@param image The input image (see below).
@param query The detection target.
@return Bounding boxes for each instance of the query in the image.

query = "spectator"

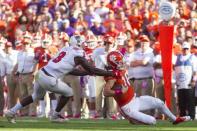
[130,35,154,97]
[123,39,135,86]
[15,15,29,38]
[174,41,197,120]
[90,17,106,36]
[105,22,118,37]
[74,13,88,35]
[85,4,101,28]
[12,32,38,117]
[61,19,75,37]
[95,1,110,21]
[4,42,19,109]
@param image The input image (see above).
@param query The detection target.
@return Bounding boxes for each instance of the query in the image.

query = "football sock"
[39,100,45,114]
[10,103,22,114]
[51,100,57,111]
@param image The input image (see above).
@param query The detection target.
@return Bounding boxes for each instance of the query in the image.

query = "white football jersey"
[44,46,85,78]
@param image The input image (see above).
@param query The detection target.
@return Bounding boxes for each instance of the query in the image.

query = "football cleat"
[5,110,16,123]
[173,116,191,125]
[37,112,46,118]
[50,113,69,123]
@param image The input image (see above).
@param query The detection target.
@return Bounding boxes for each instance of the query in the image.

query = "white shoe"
[50,113,69,123]
[5,110,16,123]
[37,112,46,118]
[37,111,46,118]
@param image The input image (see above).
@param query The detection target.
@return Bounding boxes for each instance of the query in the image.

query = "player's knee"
[149,117,156,125]
[155,98,165,108]
[68,89,74,96]
[62,89,73,97]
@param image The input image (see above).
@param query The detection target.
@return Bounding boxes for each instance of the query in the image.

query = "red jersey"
[34,47,51,69]
[105,70,134,107]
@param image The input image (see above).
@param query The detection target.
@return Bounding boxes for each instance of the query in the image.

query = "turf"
[0,117,197,131]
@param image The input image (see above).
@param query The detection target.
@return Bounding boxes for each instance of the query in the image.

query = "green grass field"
[0,117,197,131]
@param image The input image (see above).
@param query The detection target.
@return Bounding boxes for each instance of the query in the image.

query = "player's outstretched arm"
[68,69,92,76]
[74,56,114,77]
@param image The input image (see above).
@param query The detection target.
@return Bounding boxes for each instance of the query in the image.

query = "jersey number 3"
[52,51,66,63]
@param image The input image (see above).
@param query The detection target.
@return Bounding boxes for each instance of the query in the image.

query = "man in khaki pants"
[4,42,19,109]
[92,35,117,118]
[13,34,38,116]
[63,75,82,118]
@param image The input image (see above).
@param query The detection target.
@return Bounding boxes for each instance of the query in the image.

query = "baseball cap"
[182,42,190,49]
[138,35,150,42]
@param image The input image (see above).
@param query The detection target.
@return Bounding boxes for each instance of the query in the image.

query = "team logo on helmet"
[107,51,124,69]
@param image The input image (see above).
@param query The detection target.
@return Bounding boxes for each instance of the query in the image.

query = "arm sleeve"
[74,56,114,77]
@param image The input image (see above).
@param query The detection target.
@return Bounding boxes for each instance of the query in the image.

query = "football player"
[104,51,191,125]
[82,33,98,118]
[5,35,118,123]
[34,34,57,118]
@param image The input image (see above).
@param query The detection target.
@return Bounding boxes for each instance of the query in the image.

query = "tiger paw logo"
[109,54,117,63]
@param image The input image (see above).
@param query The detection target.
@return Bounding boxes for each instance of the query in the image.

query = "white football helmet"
[85,34,97,49]
[41,34,52,48]
[69,35,85,48]
[115,32,127,46]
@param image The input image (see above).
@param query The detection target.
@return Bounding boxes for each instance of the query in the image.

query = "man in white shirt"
[123,40,135,86]
[174,42,197,120]
[13,38,38,117]
[3,42,19,109]
[130,35,154,97]
[5,35,117,123]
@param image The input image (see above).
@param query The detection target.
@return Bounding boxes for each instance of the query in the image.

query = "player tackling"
[104,51,191,125]
[5,35,117,123]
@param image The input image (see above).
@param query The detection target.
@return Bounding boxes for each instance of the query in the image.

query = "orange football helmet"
[107,51,124,69]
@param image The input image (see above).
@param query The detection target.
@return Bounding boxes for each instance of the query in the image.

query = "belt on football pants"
[41,68,54,77]
[19,72,33,75]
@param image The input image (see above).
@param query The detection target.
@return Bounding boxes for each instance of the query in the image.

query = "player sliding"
[104,51,191,125]
[5,35,118,123]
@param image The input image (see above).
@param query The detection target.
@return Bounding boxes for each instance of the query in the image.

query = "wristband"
[114,89,122,95]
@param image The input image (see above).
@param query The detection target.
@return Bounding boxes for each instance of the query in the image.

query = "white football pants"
[32,70,73,100]
[120,96,176,125]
